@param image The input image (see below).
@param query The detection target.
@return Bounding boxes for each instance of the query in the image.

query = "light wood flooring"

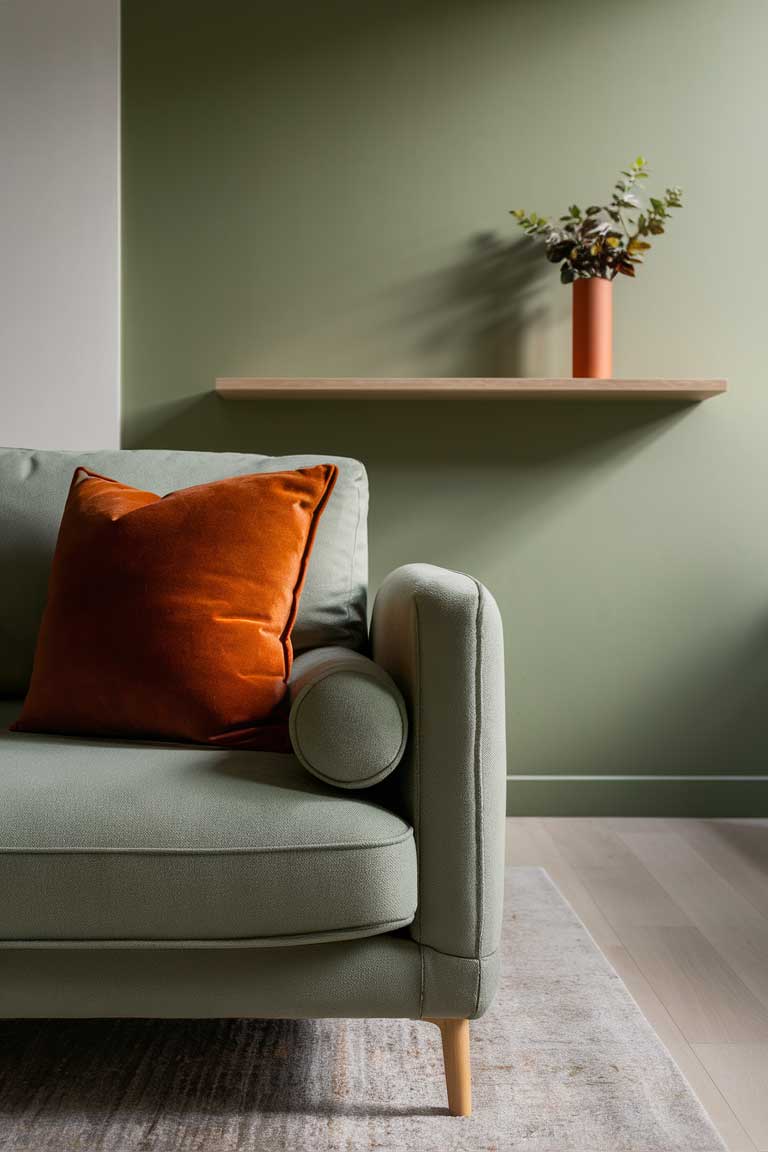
[506,818,768,1152]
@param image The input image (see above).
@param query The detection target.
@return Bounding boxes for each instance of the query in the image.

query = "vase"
[572,276,613,378]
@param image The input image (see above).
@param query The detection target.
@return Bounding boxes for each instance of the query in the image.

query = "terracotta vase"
[572,276,613,378]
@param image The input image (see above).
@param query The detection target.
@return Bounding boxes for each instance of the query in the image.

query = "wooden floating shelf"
[216,378,727,401]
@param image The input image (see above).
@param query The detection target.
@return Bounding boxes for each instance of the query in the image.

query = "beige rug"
[0,867,724,1151]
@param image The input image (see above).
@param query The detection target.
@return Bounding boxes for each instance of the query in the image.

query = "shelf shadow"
[130,390,695,470]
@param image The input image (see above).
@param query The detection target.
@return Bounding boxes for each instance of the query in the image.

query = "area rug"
[0,867,725,1152]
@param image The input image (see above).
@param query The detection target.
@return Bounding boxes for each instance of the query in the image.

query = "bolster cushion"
[288,648,408,789]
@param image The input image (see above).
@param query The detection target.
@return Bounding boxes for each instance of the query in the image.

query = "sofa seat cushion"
[0,703,416,945]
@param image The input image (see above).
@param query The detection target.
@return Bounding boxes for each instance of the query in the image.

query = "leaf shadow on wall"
[392,234,559,378]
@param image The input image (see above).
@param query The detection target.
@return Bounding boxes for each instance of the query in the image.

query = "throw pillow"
[12,464,337,748]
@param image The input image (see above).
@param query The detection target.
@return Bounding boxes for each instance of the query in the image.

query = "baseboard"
[506,775,768,817]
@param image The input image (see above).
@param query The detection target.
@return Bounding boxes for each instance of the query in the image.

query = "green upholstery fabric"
[0,439,507,1026]
[0,447,368,694]
[372,564,507,1018]
[0,937,427,1019]
[0,702,416,944]
[0,937,497,1020]
[288,648,408,789]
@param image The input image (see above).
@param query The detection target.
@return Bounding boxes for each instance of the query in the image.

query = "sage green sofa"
[0,447,506,1116]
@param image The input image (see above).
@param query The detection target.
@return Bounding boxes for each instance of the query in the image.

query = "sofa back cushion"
[0,448,368,696]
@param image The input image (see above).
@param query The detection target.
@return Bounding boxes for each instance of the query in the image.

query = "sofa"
[0,447,506,1117]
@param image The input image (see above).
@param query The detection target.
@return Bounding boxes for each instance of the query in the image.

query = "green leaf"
[508,160,679,284]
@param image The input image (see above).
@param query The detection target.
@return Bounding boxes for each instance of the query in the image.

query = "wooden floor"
[506,818,768,1152]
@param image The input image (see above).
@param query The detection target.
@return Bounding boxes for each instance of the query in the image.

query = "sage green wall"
[123,0,768,814]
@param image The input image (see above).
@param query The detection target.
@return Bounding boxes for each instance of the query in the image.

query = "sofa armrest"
[371,564,506,1015]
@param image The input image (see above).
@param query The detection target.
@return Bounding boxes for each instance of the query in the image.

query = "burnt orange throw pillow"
[13,464,338,749]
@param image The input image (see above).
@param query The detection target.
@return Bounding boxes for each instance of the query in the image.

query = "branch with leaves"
[511,158,683,284]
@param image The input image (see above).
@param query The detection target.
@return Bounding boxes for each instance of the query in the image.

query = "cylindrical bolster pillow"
[288,647,408,789]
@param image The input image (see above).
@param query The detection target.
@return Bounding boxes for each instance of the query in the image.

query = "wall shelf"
[215,378,727,401]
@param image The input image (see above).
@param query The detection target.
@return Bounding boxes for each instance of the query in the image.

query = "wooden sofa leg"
[426,1018,472,1116]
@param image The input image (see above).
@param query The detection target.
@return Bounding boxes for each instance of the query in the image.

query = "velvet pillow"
[12,464,338,749]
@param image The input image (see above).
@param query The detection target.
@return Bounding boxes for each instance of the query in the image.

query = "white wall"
[0,0,120,449]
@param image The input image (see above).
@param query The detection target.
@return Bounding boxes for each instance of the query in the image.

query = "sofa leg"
[426,1017,472,1116]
